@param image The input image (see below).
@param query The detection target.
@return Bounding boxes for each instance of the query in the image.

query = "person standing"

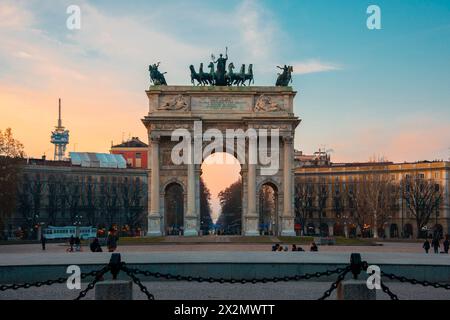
[310,242,318,252]
[106,230,118,252]
[443,236,449,254]
[41,235,46,251]
[69,235,74,252]
[74,236,81,252]
[432,238,440,254]
[423,239,431,253]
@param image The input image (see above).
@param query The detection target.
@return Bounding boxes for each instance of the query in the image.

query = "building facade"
[110,137,149,169]
[294,152,450,239]
[6,156,147,239]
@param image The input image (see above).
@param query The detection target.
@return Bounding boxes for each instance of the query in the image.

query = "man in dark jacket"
[423,239,431,253]
[432,238,440,254]
[443,236,449,254]
[41,235,46,251]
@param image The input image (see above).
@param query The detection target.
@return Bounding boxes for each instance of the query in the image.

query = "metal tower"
[50,98,69,161]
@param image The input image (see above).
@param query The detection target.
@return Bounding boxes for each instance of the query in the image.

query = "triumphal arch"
[143,58,300,236]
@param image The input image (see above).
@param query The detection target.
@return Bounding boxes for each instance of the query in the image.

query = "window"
[136,152,142,159]
[418,173,425,179]
[435,172,440,179]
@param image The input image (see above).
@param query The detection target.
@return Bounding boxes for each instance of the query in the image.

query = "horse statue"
[149,62,167,85]
[207,62,216,85]
[244,64,254,86]
[233,64,246,86]
[198,63,213,85]
[189,65,202,85]
[275,65,293,86]
[226,62,242,86]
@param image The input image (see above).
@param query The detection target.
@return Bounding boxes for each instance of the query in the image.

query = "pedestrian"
[297,246,305,252]
[431,238,440,254]
[74,236,81,252]
[69,235,74,252]
[277,245,283,252]
[443,236,449,254]
[423,239,431,253]
[292,244,297,251]
[106,230,118,252]
[41,235,46,251]
[310,242,318,252]
[90,238,103,252]
[272,243,279,251]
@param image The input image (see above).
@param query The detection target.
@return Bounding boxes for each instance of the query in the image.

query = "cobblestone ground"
[1,281,450,300]
[0,241,428,254]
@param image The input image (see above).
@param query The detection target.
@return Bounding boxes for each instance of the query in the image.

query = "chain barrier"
[381,272,450,290]
[1,252,449,300]
[74,266,111,300]
[380,281,399,300]
[318,266,352,300]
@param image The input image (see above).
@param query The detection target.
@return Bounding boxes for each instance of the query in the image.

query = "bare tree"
[352,174,399,238]
[402,175,442,238]
[316,179,329,235]
[0,128,25,238]
[295,178,315,235]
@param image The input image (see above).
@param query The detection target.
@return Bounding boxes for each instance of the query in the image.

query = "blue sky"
[1,0,450,162]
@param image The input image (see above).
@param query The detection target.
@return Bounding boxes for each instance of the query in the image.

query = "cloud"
[291,59,341,75]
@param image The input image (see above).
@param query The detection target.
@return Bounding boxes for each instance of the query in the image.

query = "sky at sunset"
[1,0,450,219]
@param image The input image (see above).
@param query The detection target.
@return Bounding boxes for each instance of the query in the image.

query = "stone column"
[281,136,296,236]
[147,135,162,236]
[184,140,198,236]
[245,135,259,236]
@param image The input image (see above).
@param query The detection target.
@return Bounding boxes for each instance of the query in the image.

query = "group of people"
[68,235,82,252]
[65,229,119,253]
[272,242,319,252]
[423,236,450,254]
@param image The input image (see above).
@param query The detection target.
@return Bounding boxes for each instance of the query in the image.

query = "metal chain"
[0,268,107,292]
[73,266,111,300]
[120,265,155,300]
[317,266,351,300]
[381,272,450,290]
[380,281,399,300]
[121,265,349,284]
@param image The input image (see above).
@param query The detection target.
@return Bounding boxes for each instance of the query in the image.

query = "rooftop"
[111,137,148,148]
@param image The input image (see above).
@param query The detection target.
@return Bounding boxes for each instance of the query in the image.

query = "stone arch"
[403,223,413,238]
[390,224,399,238]
[164,182,184,235]
[258,181,279,235]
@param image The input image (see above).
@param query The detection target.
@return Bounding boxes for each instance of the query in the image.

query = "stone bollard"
[336,280,376,300]
[95,280,133,300]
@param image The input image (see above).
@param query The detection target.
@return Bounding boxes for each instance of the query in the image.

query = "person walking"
[292,244,297,251]
[41,235,46,251]
[90,238,102,252]
[69,235,74,252]
[106,230,118,252]
[310,242,318,252]
[423,239,431,253]
[74,236,81,252]
[432,238,440,254]
[443,236,449,254]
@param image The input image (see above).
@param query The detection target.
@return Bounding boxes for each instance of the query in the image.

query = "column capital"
[283,136,294,144]
[150,133,161,144]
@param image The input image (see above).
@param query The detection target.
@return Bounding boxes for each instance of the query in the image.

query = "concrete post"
[95,280,133,300]
[337,280,376,300]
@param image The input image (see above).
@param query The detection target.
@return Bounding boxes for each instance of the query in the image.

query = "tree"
[0,128,25,238]
[217,179,242,234]
[402,175,442,238]
[316,179,329,236]
[295,178,315,235]
[200,177,213,234]
[344,174,399,238]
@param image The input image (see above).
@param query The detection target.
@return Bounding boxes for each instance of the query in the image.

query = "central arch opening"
[201,152,242,235]
[164,182,184,235]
